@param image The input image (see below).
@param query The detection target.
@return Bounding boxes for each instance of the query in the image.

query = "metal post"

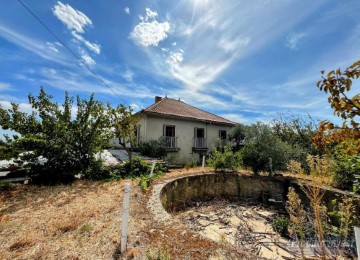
[202,155,206,171]
[121,183,131,254]
[355,226,360,257]
[149,160,156,177]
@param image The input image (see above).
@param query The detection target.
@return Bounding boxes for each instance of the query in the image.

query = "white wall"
[141,114,233,163]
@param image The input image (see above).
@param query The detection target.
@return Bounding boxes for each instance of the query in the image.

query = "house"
[134,96,236,163]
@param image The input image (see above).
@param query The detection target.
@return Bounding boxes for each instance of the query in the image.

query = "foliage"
[0,180,15,191]
[272,217,289,237]
[330,143,360,191]
[139,139,167,158]
[207,146,242,172]
[0,88,111,184]
[271,112,319,171]
[313,60,360,154]
[287,160,303,175]
[107,104,139,172]
[228,124,247,151]
[328,198,356,240]
[286,187,306,259]
[240,123,294,175]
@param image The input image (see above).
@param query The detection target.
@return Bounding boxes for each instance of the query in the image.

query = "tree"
[107,104,139,172]
[0,87,111,183]
[241,123,294,175]
[313,60,360,154]
[228,124,247,151]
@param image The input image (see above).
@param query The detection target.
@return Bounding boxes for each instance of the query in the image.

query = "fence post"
[269,158,274,177]
[355,226,360,257]
[149,160,156,177]
[202,155,206,171]
[121,183,131,254]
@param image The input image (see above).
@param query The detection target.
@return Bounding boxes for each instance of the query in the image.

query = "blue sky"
[0,0,359,128]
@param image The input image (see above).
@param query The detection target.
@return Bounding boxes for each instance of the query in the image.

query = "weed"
[146,245,171,260]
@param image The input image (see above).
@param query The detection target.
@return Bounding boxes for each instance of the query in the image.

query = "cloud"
[167,51,184,66]
[71,31,101,54]
[124,7,130,15]
[130,8,170,47]
[286,32,306,50]
[0,82,12,91]
[80,50,95,66]
[0,24,70,66]
[46,42,59,53]
[122,69,134,82]
[52,1,92,33]
[0,101,34,114]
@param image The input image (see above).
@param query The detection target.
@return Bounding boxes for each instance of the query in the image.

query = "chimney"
[155,96,162,103]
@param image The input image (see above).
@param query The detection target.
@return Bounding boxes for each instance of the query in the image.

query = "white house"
[133,96,236,163]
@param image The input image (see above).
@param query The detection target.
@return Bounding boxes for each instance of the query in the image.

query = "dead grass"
[0,169,259,260]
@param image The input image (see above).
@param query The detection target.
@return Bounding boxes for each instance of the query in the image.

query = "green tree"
[0,87,111,183]
[241,123,294,175]
[313,60,360,154]
[107,104,139,171]
[228,123,247,151]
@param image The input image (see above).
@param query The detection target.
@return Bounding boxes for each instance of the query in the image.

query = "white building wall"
[141,115,233,163]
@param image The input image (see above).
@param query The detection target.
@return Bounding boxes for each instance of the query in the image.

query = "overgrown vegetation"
[139,140,167,158]
[207,146,242,172]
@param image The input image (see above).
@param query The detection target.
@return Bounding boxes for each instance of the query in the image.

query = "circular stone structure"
[147,172,360,223]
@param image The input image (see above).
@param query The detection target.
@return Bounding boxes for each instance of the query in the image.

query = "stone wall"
[160,173,289,212]
[160,173,360,227]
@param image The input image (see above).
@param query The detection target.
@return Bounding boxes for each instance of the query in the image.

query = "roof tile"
[141,98,235,125]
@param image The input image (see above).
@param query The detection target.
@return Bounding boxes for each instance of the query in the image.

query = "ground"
[0,168,259,260]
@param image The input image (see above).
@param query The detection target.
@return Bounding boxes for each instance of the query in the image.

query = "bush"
[139,140,167,158]
[272,216,289,237]
[240,123,294,175]
[0,180,15,191]
[207,146,242,172]
[331,146,360,191]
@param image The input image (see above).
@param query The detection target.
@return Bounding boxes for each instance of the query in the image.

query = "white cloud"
[172,42,177,46]
[122,69,134,82]
[286,32,306,50]
[124,7,130,15]
[0,101,34,114]
[130,103,140,112]
[46,42,59,53]
[0,24,70,66]
[80,50,95,66]
[71,31,101,54]
[52,1,92,33]
[145,8,158,20]
[130,8,170,47]
[0,82,12,91]
[167,51,184,66]
[219,36,250,53]
[130,21,170,47]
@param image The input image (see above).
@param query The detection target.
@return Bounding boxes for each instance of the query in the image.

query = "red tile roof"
[141,98,235,126]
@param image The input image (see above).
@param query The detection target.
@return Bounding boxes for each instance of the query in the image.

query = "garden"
[0,61,359,259]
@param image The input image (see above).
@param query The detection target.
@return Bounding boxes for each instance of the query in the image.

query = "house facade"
[134,96,236,163]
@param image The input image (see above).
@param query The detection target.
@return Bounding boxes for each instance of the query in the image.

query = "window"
[194,128,205,138]
[164,125,175,137]
[219,130,227,140]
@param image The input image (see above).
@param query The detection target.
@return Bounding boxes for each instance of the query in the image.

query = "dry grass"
[0,168,258,260]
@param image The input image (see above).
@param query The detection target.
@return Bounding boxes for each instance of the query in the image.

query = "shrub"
[207,146,242,172]
[0,180,15,191]
[331,146,360,191]
[272,217,289,237]
[241,123,293,175]
[139,140,167,158]
[287,160,304,175]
